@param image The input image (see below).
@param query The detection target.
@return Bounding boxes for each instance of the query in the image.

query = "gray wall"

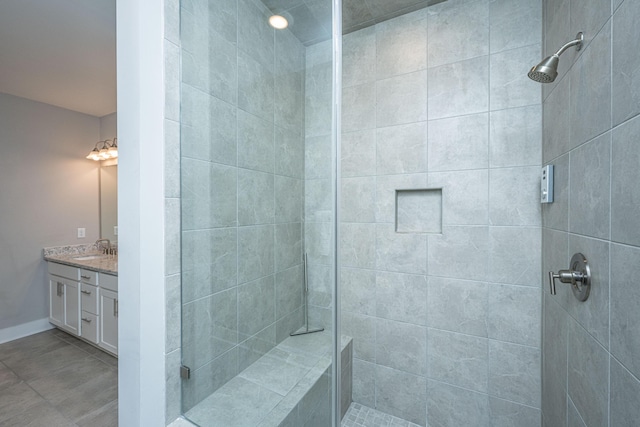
[541,0,640,426]
[330,0,543,425]
[178,0,306,412]
[0,93,100,334]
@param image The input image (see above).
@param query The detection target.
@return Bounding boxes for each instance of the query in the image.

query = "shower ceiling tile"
[263,0,447,45]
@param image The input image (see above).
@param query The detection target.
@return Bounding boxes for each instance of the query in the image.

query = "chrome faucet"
[96,239,111,254]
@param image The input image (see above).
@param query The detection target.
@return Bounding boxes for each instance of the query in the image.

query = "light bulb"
[269,15,288,30]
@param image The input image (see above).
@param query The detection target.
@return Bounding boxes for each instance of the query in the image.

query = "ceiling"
[0,0,116,117]
[0,0,442,115]
[264,0,447,46]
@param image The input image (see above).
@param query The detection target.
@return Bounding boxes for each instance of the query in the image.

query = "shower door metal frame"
[331,0,343,425]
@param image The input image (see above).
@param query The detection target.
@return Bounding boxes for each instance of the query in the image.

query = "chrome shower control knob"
[548,253,591,301]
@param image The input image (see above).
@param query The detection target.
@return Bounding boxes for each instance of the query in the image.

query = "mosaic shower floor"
[342,403,422,427]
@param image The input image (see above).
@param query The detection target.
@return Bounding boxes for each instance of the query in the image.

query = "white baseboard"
[0,318,54,344]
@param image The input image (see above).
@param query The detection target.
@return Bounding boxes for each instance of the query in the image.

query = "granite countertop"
[43,244,118,276]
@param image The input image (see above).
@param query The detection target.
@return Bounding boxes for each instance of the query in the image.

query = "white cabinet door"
[63,280,80,335]
[49,276,64,328]
[99,289,118,355]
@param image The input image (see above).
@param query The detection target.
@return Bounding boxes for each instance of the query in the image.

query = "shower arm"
[554,32,584,57]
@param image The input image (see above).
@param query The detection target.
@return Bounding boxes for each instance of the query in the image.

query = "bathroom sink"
[72,255,110,261]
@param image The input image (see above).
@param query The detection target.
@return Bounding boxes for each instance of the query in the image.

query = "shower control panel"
[541,165,554,203]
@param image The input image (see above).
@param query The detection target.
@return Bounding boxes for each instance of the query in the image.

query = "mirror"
[100,163,118,242]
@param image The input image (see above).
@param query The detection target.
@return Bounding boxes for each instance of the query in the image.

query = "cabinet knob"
[81,317,92,323]
[81,290,92,295]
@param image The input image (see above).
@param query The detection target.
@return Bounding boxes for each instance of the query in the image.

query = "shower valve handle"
[548,270,585,295]
[548,253,591,301]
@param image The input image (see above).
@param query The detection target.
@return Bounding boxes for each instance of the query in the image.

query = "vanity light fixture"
[269,14,288,30]
[86,138,118,161]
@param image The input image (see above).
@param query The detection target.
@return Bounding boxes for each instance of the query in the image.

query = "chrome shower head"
[528,32,583,83]
[528,55,559,83]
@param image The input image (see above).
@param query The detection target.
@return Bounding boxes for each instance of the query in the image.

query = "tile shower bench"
[185,332,353,427]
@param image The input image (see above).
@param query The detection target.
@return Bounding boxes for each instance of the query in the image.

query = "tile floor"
[341,403,421,427]
[0,328,117,427]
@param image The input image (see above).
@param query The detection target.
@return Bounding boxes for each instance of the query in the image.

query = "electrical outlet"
[77,228,86,238]
[114,226,118,236]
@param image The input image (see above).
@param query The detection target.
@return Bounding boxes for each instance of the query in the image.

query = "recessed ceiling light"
[269,15,288,30]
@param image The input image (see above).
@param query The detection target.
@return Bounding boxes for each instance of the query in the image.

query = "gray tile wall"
[306,0,543,425]
[541,1,640,426]
[179,0,306,413]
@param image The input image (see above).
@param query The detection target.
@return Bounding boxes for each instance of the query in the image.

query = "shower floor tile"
[342,403,422,427]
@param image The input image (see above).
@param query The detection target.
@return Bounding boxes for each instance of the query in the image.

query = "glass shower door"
[179,0,341,425]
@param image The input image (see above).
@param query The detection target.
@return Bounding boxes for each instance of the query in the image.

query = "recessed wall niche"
[395,189,443,233]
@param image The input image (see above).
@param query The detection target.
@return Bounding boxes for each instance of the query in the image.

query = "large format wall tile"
[490,105,542,168]
[427,329,488,393]
[610,243,640,380]
[375,272,427,325]
[376,71,428,127]
[488,284,540,347]
[341,268,376,316]
[428,56,489,119]
[489,0,542,54]
[376,16,427,80]
[376,319,427,376]
[427,0,489,67]
[489,341,540,407]
[569,20,611,149]
[376,224,427,275]
[376,122,428,175]
[427,277,488,337]
[568,132,610,240]
[376,365,427,425]
[428,113,489,172]
[488,226,541,287]
[611,115,640,247]
[566,234,610,348]
[612,0,640,125]
[343,27,376,88]
[428,170,489,226]
[489,166,541,226]
[610,358,640,426]
[238,110,274,173]
[428,226,489,281]
[427,380,489,427]
[567,319,609,427]
[489,396,541,427]
[490,44,541,111]
[342,130,376,177]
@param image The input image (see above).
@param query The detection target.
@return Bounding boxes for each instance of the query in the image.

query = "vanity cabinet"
[99,289,118,354]
[80,271,100,345]
[48,264,80,335]
[47,262,117,356]
[98,273,118,354]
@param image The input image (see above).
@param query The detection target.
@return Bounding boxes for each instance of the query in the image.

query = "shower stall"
[177,0,549,425]
[179,0,342,425]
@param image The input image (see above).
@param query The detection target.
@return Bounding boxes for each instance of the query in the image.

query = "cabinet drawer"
[80,311,99,344]
[79,269,97,286]
[101,274,117,292]
[48,263,78,280]
[80,283,99,315]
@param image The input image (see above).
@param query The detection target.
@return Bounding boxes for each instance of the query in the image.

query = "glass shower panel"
[179,0,339,425]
